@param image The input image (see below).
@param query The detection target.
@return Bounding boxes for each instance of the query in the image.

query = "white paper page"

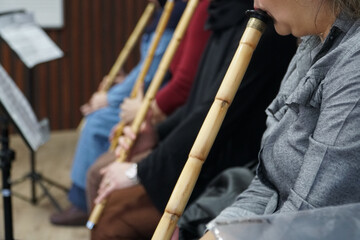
[0,12,64,68]
[0,64,49,150]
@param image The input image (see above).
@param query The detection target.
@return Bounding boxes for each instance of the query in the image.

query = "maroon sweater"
[155,0,211,115]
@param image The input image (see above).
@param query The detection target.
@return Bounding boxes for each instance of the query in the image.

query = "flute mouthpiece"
[86,221,95,230]
[245,9,272,24]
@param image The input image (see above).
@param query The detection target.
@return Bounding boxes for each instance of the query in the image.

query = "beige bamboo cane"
[151,10,270,240]
[100,2,157,92]
[86,0,200,230]
[77,2,155,131]
[108,0,175,152]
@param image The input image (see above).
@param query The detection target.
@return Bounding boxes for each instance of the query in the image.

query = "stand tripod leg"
[36,174,68,192]
[28,151,68,211]
[30,150,36,204]
[36,177,63,212]
[11,170,68,212]
[11,149,69,211]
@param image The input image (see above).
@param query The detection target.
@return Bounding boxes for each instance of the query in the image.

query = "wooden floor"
[0,130,89,240]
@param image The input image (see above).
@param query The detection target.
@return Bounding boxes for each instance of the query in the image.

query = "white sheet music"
[0,0,64,28]
[0,64,49,151]
[0,12,63,68]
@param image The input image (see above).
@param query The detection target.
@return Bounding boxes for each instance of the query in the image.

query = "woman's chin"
[274,25,292,36]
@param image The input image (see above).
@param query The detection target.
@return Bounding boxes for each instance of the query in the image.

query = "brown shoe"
[50,205,88,226]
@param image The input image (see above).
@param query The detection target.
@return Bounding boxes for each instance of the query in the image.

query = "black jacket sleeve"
[158,0,167,7]
[156,105,186,141]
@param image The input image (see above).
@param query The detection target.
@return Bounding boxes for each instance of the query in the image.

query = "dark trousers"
[87,152,162,240]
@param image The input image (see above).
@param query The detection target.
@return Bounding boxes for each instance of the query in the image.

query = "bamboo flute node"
[151,10,271,240]
[77,2,155,131]
[86,0,200,230]
[108,0,175,151]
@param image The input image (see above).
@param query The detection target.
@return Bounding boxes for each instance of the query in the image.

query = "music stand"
[0,63,68,240]
[0,11,67,211]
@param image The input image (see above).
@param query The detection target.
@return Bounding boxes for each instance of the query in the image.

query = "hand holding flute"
[95,162,136,204]
[121,92,167,128]
[95,114,158,204]
[80,91,108,116]
[80,72,127,116]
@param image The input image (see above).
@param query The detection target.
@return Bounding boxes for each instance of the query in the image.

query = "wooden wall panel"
[0,0,148,130]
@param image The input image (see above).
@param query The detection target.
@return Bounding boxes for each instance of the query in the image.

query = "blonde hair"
[331,0,360,18]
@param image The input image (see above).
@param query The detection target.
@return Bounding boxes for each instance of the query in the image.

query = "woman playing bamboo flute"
[198,0,360,239]
[49,3,187,226]
[87,0,297,239]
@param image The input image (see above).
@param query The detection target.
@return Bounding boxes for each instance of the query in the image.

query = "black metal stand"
[10,152,69,212]
[0,116,15,240]
[9,67,69,212]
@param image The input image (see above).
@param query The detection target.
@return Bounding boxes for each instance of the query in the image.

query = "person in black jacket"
[88,0,297,239]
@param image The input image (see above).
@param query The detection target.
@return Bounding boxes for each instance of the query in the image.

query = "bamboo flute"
[108,0,175,152]
[77,2,155,131]
[101,2,156,92]
[151,10,271,240]
[86,0,200,230]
